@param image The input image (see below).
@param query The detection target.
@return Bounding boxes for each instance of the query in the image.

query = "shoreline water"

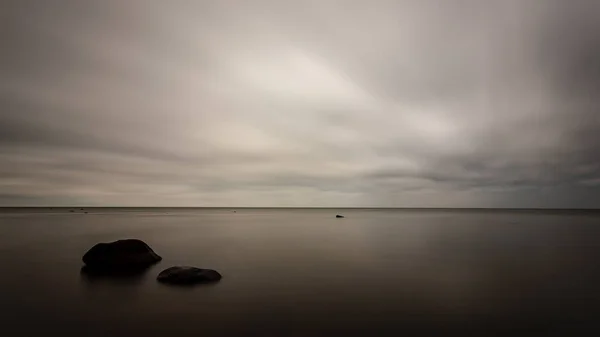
[1,208,599,336]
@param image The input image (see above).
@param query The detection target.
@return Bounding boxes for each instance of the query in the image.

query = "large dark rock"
[82,239,161,270]
[157,266,222,285]
[336,214,345,218]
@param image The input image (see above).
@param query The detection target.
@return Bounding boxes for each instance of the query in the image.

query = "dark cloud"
[1,0,599,207]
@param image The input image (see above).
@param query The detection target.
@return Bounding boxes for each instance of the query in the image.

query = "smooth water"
[1,208,599,336]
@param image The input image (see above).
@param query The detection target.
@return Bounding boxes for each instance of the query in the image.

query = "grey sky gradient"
[1,0,599,207]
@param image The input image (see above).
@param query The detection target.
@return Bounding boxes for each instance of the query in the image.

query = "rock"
[157,266,222,285]
[82,239,161,270]
[336,214,345,218]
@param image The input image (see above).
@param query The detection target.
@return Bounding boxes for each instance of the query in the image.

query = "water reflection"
[79,264,157,285]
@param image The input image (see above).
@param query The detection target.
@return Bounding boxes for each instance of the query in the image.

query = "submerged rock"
[336,214,345,218]
[157,266,222,285]
[82,239,161,270]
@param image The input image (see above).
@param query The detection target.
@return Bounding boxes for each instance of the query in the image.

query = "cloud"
[1,0,599,207]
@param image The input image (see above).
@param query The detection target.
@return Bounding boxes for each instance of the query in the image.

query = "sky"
[1,0,599,207]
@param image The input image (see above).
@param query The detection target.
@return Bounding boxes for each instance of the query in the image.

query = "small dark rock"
[157,266,222,285]
[82,239,161,271]
[336,215,345,218]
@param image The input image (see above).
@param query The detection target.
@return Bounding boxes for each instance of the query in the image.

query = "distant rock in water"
[336,214,345,218]
[157,266,222,285]
[82,239,161,270]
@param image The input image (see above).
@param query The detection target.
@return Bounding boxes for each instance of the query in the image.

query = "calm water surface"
[0,208,599,336]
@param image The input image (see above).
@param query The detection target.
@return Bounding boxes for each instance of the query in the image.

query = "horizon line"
[1,206,600,211]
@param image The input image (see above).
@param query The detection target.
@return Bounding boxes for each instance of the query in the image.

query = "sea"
[0,207,599,337]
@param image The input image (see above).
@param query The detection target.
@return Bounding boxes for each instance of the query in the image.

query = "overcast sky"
[1,0,599,207]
